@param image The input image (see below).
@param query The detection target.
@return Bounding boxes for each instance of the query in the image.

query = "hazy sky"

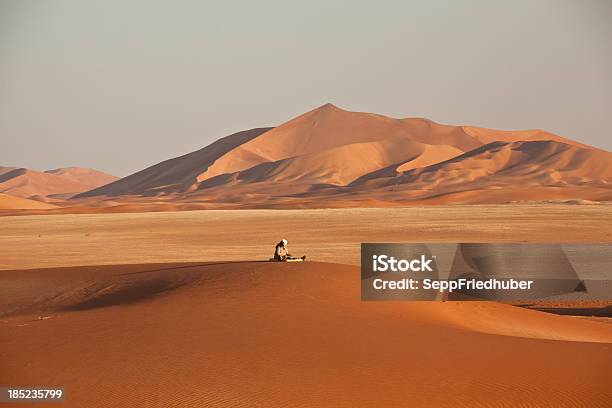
[1,0,610,176]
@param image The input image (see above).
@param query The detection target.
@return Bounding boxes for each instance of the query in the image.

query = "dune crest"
[0,166,117,199]
[2,261,610,407]
[62,104,612,209]
[0,193,59,210]
[44,167,118,189]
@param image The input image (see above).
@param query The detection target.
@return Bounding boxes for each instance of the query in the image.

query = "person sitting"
[273,239,306,262]
[274,239,290,261]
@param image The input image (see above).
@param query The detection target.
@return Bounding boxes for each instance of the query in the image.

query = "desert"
[1,206,611,407]
[1,104,610,406]
[3,2,611,406]
[1,261,611,407]
[0,167,117,201]
[1,99,611,408]
[1,105,610,215]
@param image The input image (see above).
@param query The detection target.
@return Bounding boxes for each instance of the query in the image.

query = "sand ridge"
[0,193,58,210]
[1,261,611,407]
[0,166,117,200]
[62,104,612,211]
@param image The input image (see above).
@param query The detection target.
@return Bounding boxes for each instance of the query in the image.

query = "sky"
[0,0,610,176]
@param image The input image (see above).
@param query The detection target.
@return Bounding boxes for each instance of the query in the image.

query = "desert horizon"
[1,104,611,216]
[2,1,611,407]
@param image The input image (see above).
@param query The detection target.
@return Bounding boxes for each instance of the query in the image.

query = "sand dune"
[462,125,592,149]
[76,128,272,198]
[337,140,612,203]
[66,104,611,209]
[78,105,481,199]
[1,208,610,405]
[397,140,612,184]
[0,166,117,199]
[0,193,58,210]
[44,167,118,189]
[277,139,611,206]
[200,138,463,189]
[197,104,479,182]
[0,166,18,176]
[1,261,610,407]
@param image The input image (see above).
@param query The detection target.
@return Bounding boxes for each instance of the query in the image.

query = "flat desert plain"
[1,205,612,407]
[1,204,612,270]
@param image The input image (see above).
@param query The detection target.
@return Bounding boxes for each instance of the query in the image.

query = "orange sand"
[1,262,611,407]
[1,205,611,271]
[63,104,611,210]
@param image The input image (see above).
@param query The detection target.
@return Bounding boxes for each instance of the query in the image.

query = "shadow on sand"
[64,260,268,312]
[119,260,268,276]
[521,305,612,318]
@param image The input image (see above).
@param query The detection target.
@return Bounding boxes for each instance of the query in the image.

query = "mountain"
[0,166,118,199]
[74,104,611,207]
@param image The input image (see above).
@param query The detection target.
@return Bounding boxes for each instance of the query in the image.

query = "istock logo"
[372,254,434,272]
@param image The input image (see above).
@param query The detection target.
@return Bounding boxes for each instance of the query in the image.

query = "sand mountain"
[45,167,118,189]
[78,127,271,197]
[0,166,118,199]
[329,140,612,204]
[75,104,611,206]
[0,192,59,210]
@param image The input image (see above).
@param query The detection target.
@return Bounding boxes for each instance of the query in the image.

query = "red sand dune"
[0,193,58,210]
[44,167,118,189]
[70,104,611,209]
[1,261,610,407]
[77,128,272,197]
[462,125,593,149]
[0,166,117,200]
[199,138,463,191]
[327,140,612,204]
[197,104,479,181]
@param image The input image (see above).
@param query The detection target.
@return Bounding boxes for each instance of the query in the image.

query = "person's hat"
[282,239,288,245]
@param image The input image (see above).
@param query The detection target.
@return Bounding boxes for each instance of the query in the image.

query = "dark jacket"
[274,242,287,261]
